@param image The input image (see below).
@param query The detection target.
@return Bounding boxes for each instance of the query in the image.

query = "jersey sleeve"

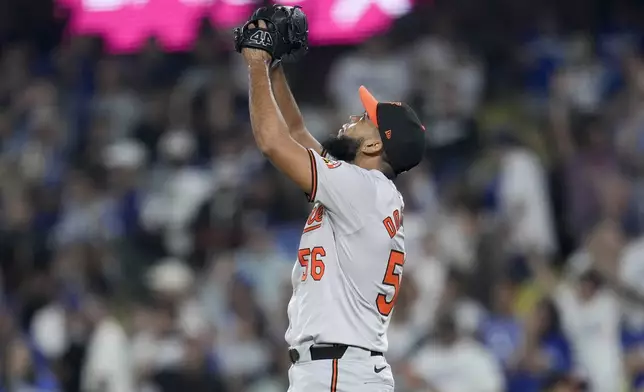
[305,148,374,230]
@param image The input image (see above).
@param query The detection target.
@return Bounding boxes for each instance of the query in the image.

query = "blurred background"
[3,0,644,391]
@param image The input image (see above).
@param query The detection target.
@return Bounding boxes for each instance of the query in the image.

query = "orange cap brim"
[359,86,379,128]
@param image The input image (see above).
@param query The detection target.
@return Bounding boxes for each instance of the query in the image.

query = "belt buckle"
[288,348,300,363]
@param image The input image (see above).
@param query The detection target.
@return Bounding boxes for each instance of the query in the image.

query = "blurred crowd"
[4,0,644,391]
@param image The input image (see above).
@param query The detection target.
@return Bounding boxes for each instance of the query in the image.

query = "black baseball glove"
[233,5,309,67]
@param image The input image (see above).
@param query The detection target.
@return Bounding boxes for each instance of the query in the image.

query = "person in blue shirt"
[2,335,60,392]
[480,280,522,365]
[621,324,644,391]
[514,299,573,392]
[479,279,525,392]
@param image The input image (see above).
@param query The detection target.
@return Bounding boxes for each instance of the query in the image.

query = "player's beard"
[321,135,362,163]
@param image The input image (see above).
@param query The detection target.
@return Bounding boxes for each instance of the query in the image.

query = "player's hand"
[234,6,308,69]
[242,20,272,65]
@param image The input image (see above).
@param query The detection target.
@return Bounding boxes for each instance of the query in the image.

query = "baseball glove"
[233,5,309,66]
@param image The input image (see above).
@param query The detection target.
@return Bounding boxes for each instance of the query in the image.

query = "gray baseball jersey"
[285,149,406,353]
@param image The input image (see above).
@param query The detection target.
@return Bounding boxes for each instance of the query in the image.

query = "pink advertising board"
[55,0,416,53]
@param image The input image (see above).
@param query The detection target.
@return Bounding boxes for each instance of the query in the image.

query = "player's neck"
[354,155,382,172]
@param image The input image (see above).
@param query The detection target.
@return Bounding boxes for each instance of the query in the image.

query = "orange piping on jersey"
[320,148,328,158]
[303,224,322,233]
[306,149,318,202]
[330,358,339,392]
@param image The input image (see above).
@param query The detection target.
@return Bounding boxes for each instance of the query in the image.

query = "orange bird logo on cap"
[384,130,392,139]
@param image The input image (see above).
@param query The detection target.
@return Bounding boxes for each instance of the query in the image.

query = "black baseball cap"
[359,86,426,174]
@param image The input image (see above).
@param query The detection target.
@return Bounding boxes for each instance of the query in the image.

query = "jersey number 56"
[297,250,405,318]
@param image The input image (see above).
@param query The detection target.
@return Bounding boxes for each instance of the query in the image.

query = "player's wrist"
[247,58,271,70]
[270,59,283,72]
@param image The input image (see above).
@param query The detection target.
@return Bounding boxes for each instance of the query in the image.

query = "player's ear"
[358,120,383,156]
[360,138,383,156]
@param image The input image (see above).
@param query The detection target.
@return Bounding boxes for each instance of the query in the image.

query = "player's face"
[339,112,377,138]
[321,112,380,162]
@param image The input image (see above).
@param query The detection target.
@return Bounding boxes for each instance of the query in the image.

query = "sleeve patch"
[322,157,342,169]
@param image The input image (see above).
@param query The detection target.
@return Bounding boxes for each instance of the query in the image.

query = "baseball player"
[234,6,425,391]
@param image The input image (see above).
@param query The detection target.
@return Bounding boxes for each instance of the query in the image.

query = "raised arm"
[231,14,318,196]
[271,65,324,155]
[246,57,314,196]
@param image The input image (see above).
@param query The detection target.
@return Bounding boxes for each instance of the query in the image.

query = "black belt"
[288,344,383,364]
